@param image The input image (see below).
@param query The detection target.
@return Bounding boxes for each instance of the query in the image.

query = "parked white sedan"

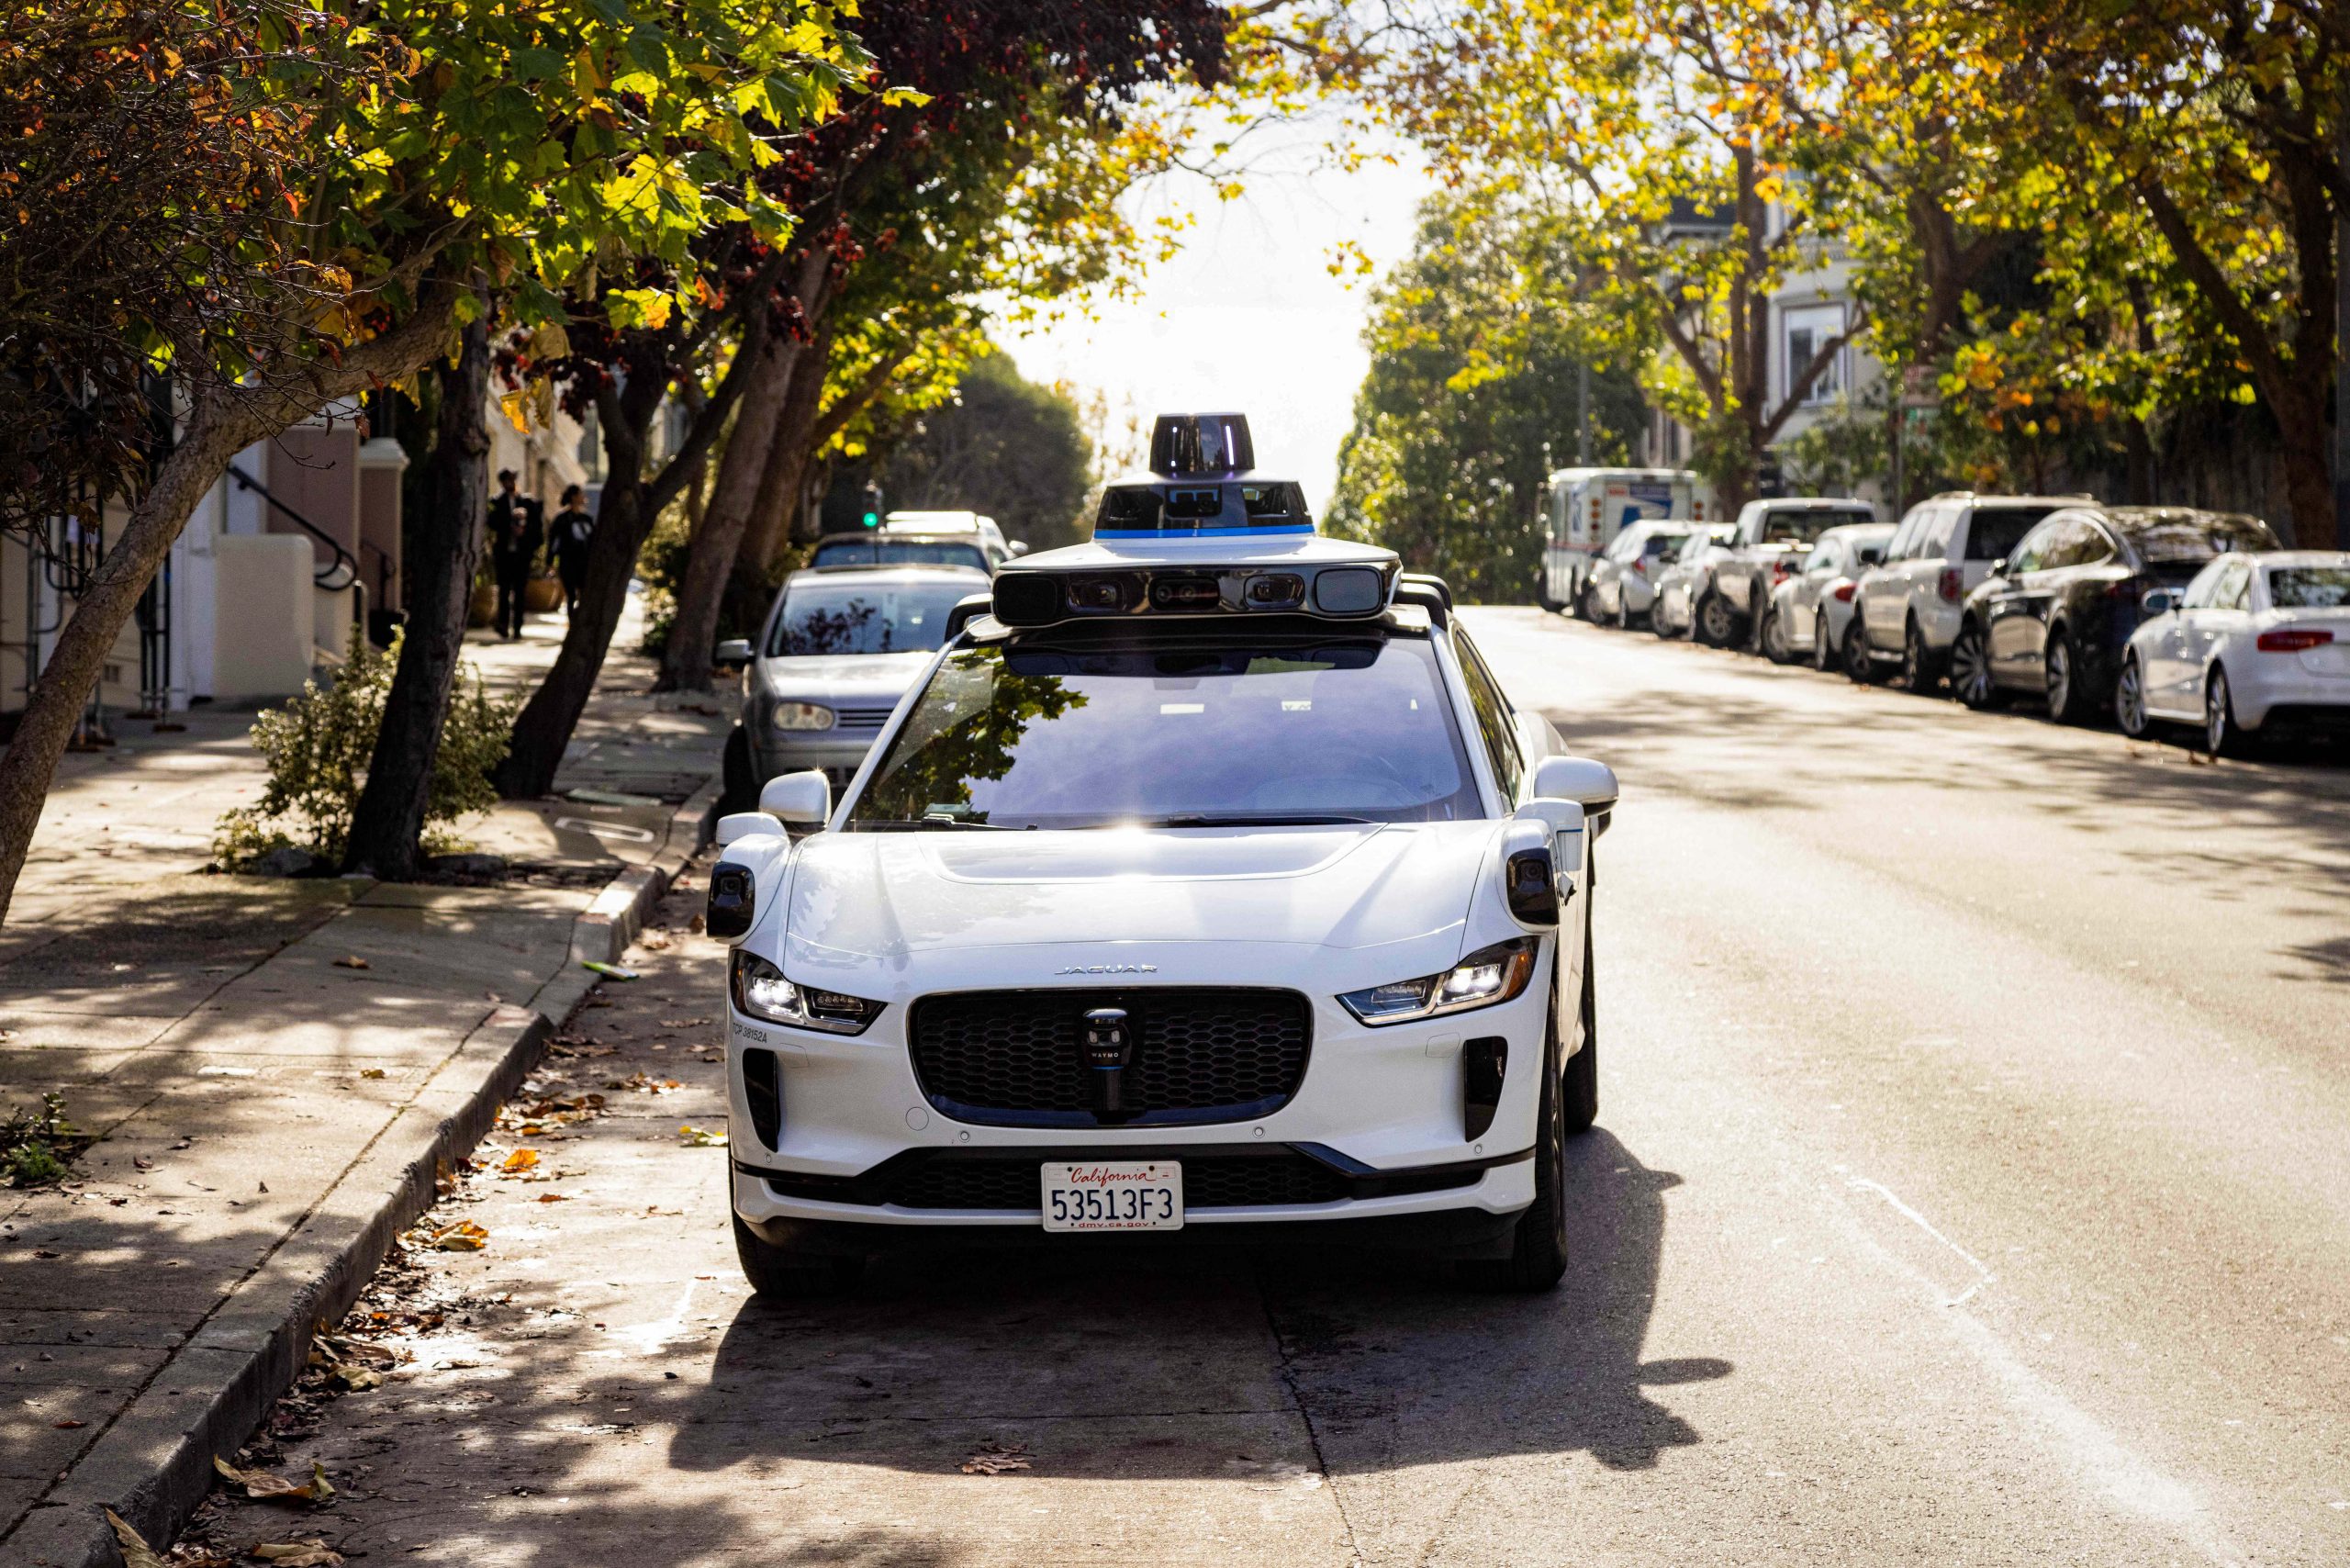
[2117,551,2350,754]
[1762,523,1895,667]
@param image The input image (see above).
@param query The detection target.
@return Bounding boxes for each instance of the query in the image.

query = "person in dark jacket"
[487,469,543,640]
[550,484,595,614]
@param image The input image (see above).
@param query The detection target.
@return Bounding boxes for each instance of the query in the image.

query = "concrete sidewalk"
[0,602,728,1566]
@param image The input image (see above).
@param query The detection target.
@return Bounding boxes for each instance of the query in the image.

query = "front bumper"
[723,951,1557,1239]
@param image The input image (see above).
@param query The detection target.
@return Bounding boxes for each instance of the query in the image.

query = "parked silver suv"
[1845,493,2078,688]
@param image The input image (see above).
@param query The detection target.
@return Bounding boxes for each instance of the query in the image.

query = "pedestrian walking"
[487,469,543,641]
[551,484,595,615]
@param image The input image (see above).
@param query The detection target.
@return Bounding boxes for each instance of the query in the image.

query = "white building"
[0,386,590,734]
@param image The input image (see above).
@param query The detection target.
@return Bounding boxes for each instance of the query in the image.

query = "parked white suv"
[1845,493,2076,688]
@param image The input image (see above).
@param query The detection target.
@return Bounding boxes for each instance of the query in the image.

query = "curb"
[22,779,722,1568]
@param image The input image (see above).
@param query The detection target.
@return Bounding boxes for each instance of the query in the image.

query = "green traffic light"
[861,512,879,528]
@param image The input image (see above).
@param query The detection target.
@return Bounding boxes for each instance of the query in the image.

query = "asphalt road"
[184,607,2350,1567]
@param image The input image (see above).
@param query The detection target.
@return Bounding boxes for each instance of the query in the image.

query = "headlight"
[729,950,882,1035]
[1338,938,1537,1026]
[769,701,834,733]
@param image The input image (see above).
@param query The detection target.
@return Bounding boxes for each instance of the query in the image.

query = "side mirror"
[714,638,755,669]
[2141,588,2180,616]
[1530,755,1618,817]
[759,769,831,829]
[715,811,780,848]
[1009,540,1029,555]
[1987,558,2009,579]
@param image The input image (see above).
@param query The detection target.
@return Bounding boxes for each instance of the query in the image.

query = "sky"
[998,135,1434,515]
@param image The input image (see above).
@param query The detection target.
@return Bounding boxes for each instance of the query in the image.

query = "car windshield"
[1965,507,2057,560]
[1643,532,1687,557]
[2269,566,2350,609]
[845,634,1483,829]
[2118,512,2279,566]
[765,579,974,656]
[811,539,990,572]
[1760,509,1873,545]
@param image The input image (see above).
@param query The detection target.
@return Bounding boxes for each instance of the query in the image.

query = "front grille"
[909,988,1311,1127]
[886,1152,1348,1211]
[832,705,895,732]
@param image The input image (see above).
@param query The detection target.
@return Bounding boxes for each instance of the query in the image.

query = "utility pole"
[2334,89,2348,551]
[1576,358,1592,465]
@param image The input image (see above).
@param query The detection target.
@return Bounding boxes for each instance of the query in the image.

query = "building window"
[1784,304,1847,406]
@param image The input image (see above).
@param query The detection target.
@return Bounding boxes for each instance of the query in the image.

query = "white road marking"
[1837,1168,1997,1306]
[554,816,655,844]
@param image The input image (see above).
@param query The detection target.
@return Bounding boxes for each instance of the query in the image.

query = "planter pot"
[468,580,498,628]
[523,573,564,613]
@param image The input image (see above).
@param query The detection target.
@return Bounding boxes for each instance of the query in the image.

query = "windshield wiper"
[1147,813,1381,829]
[848,817,1028,832]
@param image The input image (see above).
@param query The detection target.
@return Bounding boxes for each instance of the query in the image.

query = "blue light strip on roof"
[1094,524,1316,539]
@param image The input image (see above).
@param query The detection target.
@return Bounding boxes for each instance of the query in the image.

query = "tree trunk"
[742,319,838,575]
[0,283,460,925]
[342,317,492,879]
[657,332,800,692]
[2277,398,2337,551]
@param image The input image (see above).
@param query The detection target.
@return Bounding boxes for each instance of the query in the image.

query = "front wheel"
[1812,611,1836,672]
[1562,928,1597,1135]
[1695,590,1739,648]
[721,726,758,814]
[1841,620,1885,684]
[1952,621,2003,710]
[1761,609,1793,665]
[2115,653,2154,739]
[1461,1005,1570,1293]
[2206,666,2255,757]
[1901,619,1942,693]
[2045,628,2098,725]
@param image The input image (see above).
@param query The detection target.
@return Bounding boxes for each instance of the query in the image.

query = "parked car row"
[1566,491,2350,754]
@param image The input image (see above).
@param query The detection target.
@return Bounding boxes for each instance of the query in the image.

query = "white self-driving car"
[703,414,1620,1296]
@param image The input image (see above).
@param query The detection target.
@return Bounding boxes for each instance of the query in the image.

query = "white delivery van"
[1538,468,1712,615]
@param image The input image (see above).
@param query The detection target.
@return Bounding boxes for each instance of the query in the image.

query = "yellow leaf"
[678,1125,727,1148]
[106,1510,164,1568]
[431,1220,489,1251]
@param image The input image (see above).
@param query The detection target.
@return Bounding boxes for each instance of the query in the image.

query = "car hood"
[778,822,1494,968]
[755,650,933,695]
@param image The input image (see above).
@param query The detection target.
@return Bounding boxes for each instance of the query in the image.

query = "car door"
[1790,539,1836,625]
[1987,517,2075,678]
[2144,558,2221,712]
[1866,508,1931,648]
[1456,630,1585,1017]
[2186,557,2253,691]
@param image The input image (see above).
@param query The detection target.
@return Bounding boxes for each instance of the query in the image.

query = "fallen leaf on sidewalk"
[106,1509,164,1568]
[659,1018,712,1029]
[53,1418,85,1428]
[430,1220,489,1251]
[638,930,672,951]
[214,1457,335,1503]
[959,1441,1032,1475]
[359,1069,386,1080]
[252,1537,343,1565]
[688,913,707,934]
[134,1155,154,1170]
[498,1148,541,1175]
[610,1072,682,1094]
[535,1193,572,1203]
[331,956,369,970]
[678,1126,727,1148]
[330,1365,384,1392]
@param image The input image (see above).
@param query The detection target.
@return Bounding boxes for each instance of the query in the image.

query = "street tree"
[0,0,861,914]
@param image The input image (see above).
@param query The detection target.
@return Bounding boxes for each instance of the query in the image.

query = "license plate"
[1039,1161,1184,1232]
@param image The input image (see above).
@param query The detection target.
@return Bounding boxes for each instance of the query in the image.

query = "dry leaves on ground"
[106,1510,165,1568]
[252,1538,342,1566]
[498,1092,606,1137]
[331,956,369,970]
[497,1148,541,1175]
[429,1220,489,1251]
[358,1069,386,1080]
[678,1125,727,1148]
[960,1441,1032,1475]
[212,1457,334,1504]
[610,1071,683,1094]
[637,930,672,951]
[658,1018,711,1028]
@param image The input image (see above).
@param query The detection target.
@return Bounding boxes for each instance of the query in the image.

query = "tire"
[721,726,758,814]
[1574,583,1599,622]
[2044,627,2098,725]
[2115,653,2154,739]
[2206,666,2255,757]
[1761,608,1793,665]
[1901,618,1942,693]
[1535,569,1562,614]
[1695,589,1739,648]
[1952,621,2003,710]
[733,1213,864,1299]
[1651,593,1680,639]
[1812,611,1836,672]
[1460,1002,1570,1293]
[1562,928,1597,1135]
[1841,619,1884,684]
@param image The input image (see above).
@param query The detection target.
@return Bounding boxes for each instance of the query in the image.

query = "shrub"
[3,1092,82,1187]
[214,627,520,868]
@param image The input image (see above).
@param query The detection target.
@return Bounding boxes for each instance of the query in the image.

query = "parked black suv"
[1950,506,2279,722]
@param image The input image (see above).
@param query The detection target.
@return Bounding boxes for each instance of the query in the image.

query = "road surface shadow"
[668,1128,1720,1480]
